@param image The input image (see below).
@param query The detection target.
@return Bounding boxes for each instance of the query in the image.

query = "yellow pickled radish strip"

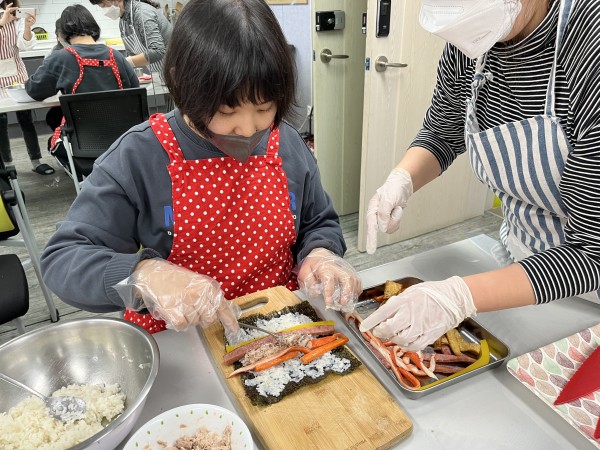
[225,320,335,353]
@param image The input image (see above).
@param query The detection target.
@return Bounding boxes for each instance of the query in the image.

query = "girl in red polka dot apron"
[49,47,123,150]
[123,113,298,333]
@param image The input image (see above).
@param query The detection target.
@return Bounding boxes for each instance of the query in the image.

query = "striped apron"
[465,0,599,303]
[120,0,164,75]
[0,19,28,86]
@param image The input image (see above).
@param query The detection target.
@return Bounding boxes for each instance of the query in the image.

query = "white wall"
[20,0,313,132]
[21,0,122,40]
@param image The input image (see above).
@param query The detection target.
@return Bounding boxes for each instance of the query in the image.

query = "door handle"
[375,56,408,72]
[320,49,350,63]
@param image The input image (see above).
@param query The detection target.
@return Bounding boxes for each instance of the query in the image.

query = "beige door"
[357,0,489,251]
[312,0,368,215]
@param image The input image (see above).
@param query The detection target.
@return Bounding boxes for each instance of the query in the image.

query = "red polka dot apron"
[123,113,298,333]
[50,47,123,149]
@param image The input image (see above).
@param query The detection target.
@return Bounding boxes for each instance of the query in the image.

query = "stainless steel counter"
[120,234,600,449]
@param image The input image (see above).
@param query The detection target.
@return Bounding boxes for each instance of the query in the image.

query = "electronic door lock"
[376,0,391,37]
[315,10,345,32]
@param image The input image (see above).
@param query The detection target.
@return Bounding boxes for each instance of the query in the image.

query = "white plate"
[123,403,253,450]
[4,87,36,103]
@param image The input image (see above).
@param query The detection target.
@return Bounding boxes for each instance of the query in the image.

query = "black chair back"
[0,254,29,325]
[59,87,150,160]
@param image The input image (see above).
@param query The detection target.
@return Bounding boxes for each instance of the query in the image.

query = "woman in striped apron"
[0,1,54,175]
[89,0,172,76]
[361,0,600,350]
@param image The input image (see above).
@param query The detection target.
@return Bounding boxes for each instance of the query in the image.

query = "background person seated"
[25,4,139,169]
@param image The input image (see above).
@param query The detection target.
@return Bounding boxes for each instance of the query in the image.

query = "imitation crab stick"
[405,351,438,380]
[390,347,421,389]
[255,351,300,372]
[228,346,311,378]
[300,335,349,364]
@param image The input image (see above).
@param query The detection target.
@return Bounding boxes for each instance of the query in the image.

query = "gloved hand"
[359,276,476,351]
[296,248,361,313]
[122,259,241,334]
[366,168,413,254]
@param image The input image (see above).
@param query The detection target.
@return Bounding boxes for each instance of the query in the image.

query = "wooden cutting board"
[200,286,413,450]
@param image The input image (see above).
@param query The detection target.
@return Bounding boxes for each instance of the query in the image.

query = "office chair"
[0,164,58,322]
[58,88,150,194]
[0,254,29,334]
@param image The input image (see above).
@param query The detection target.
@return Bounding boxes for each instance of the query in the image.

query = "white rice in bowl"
[0,383,125,450]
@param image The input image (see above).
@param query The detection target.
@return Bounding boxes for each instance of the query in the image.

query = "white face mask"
[419,0,522,59]
[103,4,121,20]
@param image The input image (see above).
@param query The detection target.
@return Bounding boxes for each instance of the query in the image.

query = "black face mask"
[208,127,270,163]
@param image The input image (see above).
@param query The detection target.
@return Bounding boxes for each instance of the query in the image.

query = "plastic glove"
[366,168,413,254]
[359,276,476,351]
[117,259,241,334]
[296,248,361,313]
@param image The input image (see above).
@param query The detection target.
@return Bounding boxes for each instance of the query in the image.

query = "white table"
[0,74,169,114]
[120,234,600,450]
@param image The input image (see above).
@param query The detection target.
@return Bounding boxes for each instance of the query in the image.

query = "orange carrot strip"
[309,333,342,349]
[255,351,299,372]
[300,335,349,364]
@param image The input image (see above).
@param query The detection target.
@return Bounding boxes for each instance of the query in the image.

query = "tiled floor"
[0,125,503,345]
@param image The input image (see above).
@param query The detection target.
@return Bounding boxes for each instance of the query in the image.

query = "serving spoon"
[0,372,87,422]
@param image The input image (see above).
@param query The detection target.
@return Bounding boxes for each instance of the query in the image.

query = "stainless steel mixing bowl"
[0,318,160,449]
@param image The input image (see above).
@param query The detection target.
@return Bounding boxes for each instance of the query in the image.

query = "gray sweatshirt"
[41,110,345,312]
[25,44,139,100]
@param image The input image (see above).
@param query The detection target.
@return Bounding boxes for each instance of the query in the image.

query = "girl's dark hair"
[89,0,160,9]
[56,5,101,42]
[164,0,297,137]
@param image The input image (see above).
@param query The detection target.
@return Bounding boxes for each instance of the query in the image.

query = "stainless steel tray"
[342,277,510,399]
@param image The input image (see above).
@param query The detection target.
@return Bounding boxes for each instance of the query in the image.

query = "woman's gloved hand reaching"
[118,258,240,335]
[359,277,477,351]
[366,168,413,254]
[297,248,361,313]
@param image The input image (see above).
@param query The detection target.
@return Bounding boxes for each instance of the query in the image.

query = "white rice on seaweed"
[244,352,352,399]
[230,312,315,345]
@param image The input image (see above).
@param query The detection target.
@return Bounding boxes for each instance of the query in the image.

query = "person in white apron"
[360,0,600,350]
[0,1,54,175]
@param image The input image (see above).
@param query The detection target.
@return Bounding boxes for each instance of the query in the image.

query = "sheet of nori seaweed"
[231,301,362,406]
